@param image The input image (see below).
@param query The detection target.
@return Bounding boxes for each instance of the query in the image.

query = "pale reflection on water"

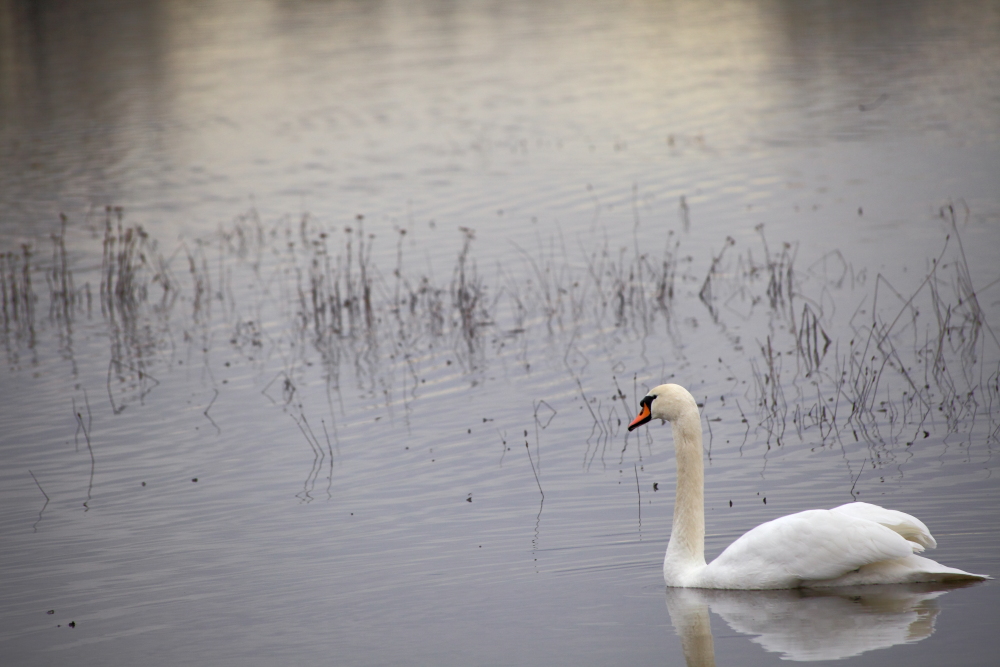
[1,1,999,665]
[666,582,974,665]
[3,0,999,247]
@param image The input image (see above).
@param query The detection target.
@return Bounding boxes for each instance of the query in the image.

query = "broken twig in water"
[634,462,641,532]
[526,439,544,499]
[29,470,50,532]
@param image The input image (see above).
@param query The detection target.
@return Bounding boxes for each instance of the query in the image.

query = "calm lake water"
[2,1,999,665]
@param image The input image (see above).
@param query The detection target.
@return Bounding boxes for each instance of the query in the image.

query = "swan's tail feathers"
[905,556,991,583]
[940,571,992,582]
[875,555,989,584]
[807,555,990,587]
[831,502,937,550]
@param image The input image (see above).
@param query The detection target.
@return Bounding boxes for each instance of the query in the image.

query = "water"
[1,1,999,664]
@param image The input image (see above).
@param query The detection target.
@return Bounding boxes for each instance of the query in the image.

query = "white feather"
[830,501,936,549]
[699,509,914,588]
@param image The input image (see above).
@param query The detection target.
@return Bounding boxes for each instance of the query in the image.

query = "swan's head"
[627,383,699,431]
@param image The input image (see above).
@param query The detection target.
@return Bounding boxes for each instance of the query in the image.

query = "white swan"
[627,383,989,589]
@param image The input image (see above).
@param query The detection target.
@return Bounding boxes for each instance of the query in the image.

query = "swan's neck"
[666,409,706,579]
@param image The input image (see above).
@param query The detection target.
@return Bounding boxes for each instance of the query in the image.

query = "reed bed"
[3,203,997,472]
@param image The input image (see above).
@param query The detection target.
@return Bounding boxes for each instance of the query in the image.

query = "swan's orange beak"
[628,403,651,431]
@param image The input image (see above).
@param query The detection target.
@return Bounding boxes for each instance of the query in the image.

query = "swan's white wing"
[830,501,936,550]
[698,509,915,589]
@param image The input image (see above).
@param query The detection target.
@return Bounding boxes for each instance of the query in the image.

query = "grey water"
[2,1,999,665]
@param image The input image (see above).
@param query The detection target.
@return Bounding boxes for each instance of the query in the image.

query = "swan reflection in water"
[665,581,979,664]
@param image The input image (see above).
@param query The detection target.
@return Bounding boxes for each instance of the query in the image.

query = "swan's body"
[628,383,988,589]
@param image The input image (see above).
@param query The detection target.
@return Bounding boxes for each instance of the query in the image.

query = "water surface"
[2,1,999,665]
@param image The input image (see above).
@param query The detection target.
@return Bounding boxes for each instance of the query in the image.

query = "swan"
[627,383,989,589]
